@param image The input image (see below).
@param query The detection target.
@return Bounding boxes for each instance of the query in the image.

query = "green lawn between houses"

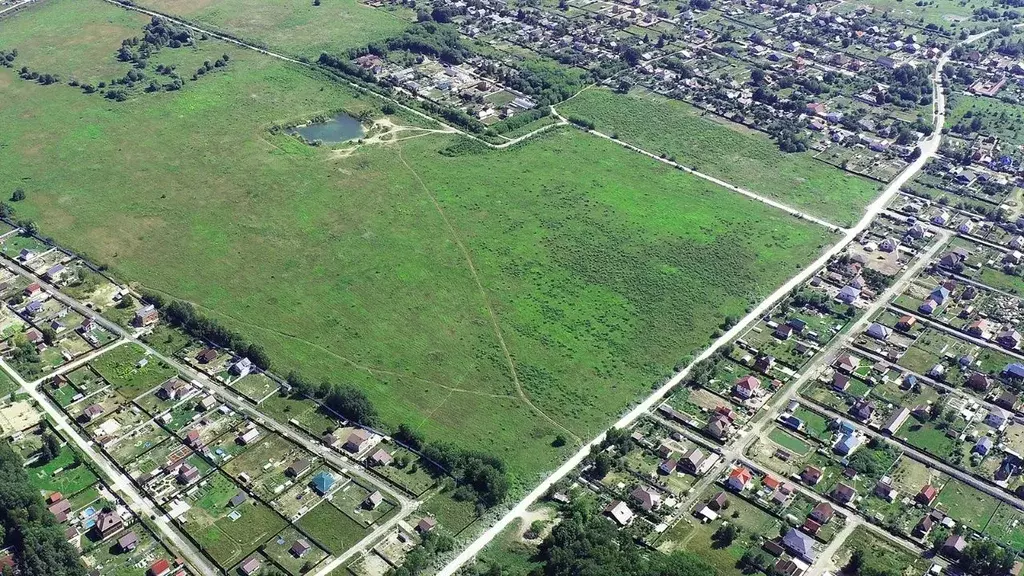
[0,0,834,485]
[558,88,883,227]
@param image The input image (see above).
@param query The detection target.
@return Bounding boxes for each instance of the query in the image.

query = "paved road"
[435,32,980,575]
[0,0,35,17]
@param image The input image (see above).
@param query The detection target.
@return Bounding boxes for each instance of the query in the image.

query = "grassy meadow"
[558,88,883,227]
[0,0,833,483]
[135,0,412,58]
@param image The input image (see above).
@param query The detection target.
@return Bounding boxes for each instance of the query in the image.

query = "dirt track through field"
[395,146,582,445]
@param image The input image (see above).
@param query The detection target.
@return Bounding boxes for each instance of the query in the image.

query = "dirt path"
[395,146,582,445]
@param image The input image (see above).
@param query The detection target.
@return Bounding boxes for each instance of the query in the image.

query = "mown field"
[558,88,883,227]
[0,0,833,483]
[135,0,412,58]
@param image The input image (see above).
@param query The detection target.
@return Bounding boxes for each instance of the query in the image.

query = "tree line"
[139,290,272,370]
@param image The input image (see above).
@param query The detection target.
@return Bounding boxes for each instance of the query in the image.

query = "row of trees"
[140,291,272,370]
[395,424,509,508]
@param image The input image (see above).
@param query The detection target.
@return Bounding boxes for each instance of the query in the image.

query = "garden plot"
[91,343,178,401]
[230,372,279,403]
[60,263,122,308]
[368,446,436,497]
[162,400,208,433]
[26,444,98,497]
[272,465,346,520]
[135,378,198,417]
[262,526,329,576]
[985,503,1024,552]
[260,392,342,437]
[143,451,213,504]
[222,432,314,501]
[332,479,397,527]
[179,405,244,448]
[129,440,194,480]
[107,421,172,466]
[81,522,171,576]
[374,529,418,566]
[205,422,271,465]
[349,551,392,576]
[177,471,287,571]
[67,388,124,424]
[296,499,370,555]
[655,485,784,576]
[85,404,149,442]
[935,477,1000,532]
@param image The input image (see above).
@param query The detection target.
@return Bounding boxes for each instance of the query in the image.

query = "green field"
[136,0,412,58]
[25,445,98,496]
[91,344,177,400]
[936,478,999,532]
[296,501,370,554]
[0,0,833,482]
[768,427,811,455]
[0,0,148,85]
[558,88,882,226]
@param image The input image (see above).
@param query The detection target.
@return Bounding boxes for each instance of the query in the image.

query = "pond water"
[287,112,364,144]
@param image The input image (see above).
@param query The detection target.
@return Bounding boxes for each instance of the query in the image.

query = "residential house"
[118,531,139,552]
[782,528,816,562]
[810,502,834,524]
[603,500,634,526]
[342,430,370,454]
[916,484,938,506]
[133,305,159,328]
[801,466,823,486]
[866,323,891,340]
[240,556,261,576]
[832,483,856,504]
[727,467,754,491]
[94,511,123,539]
[631,486,661,511]
[291,539,312,559]
[311,471,335,495]
[680,447,705,474]
[734,375,761,399]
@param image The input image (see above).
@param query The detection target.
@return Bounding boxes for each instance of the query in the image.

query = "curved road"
[434,27,1000,576]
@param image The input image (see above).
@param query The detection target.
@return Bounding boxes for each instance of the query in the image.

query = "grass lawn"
[135,0,413,58]
[768,427,811,455]
[296,500,370,554]
[0,1,834,482]
[262,526,329,576]
[935,478,999,532]
[420,490,480,535]
[25,445,98,496]
[835,527,927,576]
[184,472,287,570]
[985,503,1024,552]
[558,88,881,226]
[91,344,177,400]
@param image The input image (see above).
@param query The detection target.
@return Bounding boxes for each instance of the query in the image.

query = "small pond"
[286,112,364,144]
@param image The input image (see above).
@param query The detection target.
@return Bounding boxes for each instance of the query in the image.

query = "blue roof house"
[1006,363,1024,380]
[782,528,816,562]
[311,471,335,495]
[834,433,861,456]
[974,437,993,456]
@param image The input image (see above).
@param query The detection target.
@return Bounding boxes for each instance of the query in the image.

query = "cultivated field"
[558,88,883,226]
[0,0,834,481]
